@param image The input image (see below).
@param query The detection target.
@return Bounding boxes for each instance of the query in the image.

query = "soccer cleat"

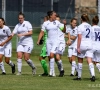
[70,74,74,76]
[12,64,15,74]
[73,77,81,80]
[90,76,95,82]
[41,73,48,76]
[2,72,6,75]
[32,67,36,75]
[59,70,64,77]
[16,72,21,75]
[75,72,78,76]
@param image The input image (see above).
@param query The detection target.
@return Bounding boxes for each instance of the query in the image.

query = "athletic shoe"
[73,77,81,80]
[90,76,95,82]
[75,72,78,76]
[16,72,21,75]
[59,70,64,77]
[12,64,15,74]
[32,67,36,75]
[41,73,48,76]
[70,74,74,76]
[2,72,6,75]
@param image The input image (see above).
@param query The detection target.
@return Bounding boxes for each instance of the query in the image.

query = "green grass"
[0,32,100,90]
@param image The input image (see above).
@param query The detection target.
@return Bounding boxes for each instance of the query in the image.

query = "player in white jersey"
[12,12,36,75]
[55,15,66,77]
[0,17,15,74]
[74,14,95,82]
[92,16,100,72]
[37,11,70,77]
[65,18,78,76]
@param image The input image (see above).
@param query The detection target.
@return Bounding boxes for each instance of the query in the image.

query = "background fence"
[0,0,98,54]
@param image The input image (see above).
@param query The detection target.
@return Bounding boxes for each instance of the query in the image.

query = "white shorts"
[0,46,12,57]
[46,39,59,56]
[56,41,65,55]
[17,44,33,53]
[92,46,100,62]
[78,46,93,58]
[68,47,77,57]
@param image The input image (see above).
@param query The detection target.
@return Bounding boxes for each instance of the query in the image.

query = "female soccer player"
[0,17,15,74]
[12,12,36,75]
[37,16,49,76]
[74,14,95,81]
[92,16,100,72]
[65,18,78,76]
[37,11,69,76]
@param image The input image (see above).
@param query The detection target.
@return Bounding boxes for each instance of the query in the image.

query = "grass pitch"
[0,32,100,90]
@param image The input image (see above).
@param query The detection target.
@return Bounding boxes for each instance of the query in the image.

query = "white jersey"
[92,25,100,47]
[78,22,92,46]
[41,20,63,40]
[66,26,78,48]
[13,21,33,45]
[0,25,11,47]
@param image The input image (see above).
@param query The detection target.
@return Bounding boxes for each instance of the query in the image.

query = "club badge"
[3,30,5,33]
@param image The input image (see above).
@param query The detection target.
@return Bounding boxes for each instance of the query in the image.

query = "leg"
[17,52,23,75]
[0,54,6,74]
[56,54,64,77]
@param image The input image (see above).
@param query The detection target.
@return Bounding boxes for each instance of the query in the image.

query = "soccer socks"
[71,61,76,75]
[17,59,22,73]
[49,58,55,76]
[26,59,35,69]
[96,63,100,72]
[0,62,6,73]
[89,63,95,76]
[41,60,48,74]
[78,63,83,78]
[57,60,64,72]
[9,60,14,67]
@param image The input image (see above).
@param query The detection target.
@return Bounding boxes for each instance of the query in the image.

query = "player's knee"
[50,53,54,58]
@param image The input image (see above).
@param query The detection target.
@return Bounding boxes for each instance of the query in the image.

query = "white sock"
[89,63,95,76]
[17,59,22,73]
[57,60,64,72]
[96,63,100,72]
[49,58,55,75]
[75,64,78,72]
[0,62,6,72]
[9,60,14,67]
[78,63,82,78]
[26,59,35,69]
[71,61,76,75]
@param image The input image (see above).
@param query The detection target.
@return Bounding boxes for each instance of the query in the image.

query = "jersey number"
[95,32,100,41]
[86,28,90,38]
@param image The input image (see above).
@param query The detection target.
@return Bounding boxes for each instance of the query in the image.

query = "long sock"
[75,64,78,72]
[49,58,55,76]
[41,60,48,74]
[17,59,22,73]
[89,63,95,76]
[78,63,82,78]
[71,61,76,75]
[26,59,35,69]
[9,60,14,67]
[96,63,100,72]
[0,62,6,72]
[57,60,64,72]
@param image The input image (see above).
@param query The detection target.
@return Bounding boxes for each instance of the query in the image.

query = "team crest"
[3,29,5,33]
[53,21,56,25]
[23,24,25,27]
[73,30,75,33]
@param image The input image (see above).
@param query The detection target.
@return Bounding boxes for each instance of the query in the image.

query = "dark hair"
[0,17,5,25]
[47,11,55,18]
[71,18,77,23]
[56,14,60,18]
[81,14,89,22]
[18,12,25,18]
[44,16,49,20]
[92,16,99,25]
